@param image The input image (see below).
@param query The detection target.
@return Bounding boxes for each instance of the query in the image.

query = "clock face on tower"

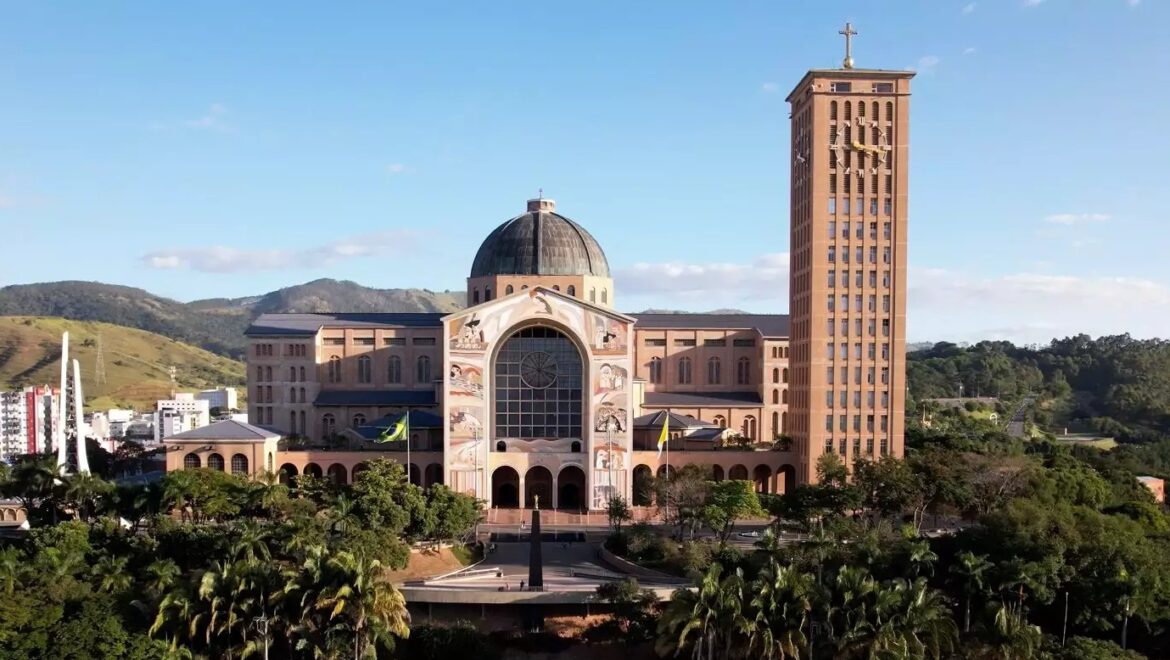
[850,119,891,165]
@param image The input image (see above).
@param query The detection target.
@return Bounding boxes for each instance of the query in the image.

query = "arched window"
[649,357,662,384]
[485,286,492,300]
[506,285,514,295]
[521,285,528,290]
[772,367,780,384]
[886,101,894,121]
[858,100,866,118]
[601,289,608,304]
[256,366,263,381]
[231,454,248,475]
[289,366,296,381]
[589,288,596,303]
[553,285,560,291]
[299,366,305,381]
[742,415,757,441]
[737,357,751,385]
[772,412,779,436]
[299,387,305,403]
[781,411,788,432]
[494,326,584,440]
[571,441,581,453]
[678,357,692,385]
[844,101,852,120]
[290,387,297,403]
[707,357,721,385]
[567,285,576,297]
[328,356,342,383]
[322,414,336,437]
[299,410,306,433]
[473,289,480,304]
[208,453,225,471]
[352,413,366,428]
[265,366,272,381]
[830,100,838,120]
[417,355,431,383]
[357,355,372,383]
[183,453,200,469]
[772,389,780,405]
[289,411,297,433]
[713,415,726,428]
[783,368,789,383]
[782,389,788,404]
[872,101,879,119]
[388,356,402,384]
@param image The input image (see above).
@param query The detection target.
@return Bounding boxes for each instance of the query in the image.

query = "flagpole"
[665,410,670,479]
[406,411,411,486]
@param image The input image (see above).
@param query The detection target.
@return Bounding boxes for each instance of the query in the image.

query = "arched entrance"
[352,462,369,481]
[779,464,797,494]
[304,463,323,478]
[424,463,443,487]
[327,463,348,485]
[278,463,298,486]
[712,465,725,482]
[753,465,773,494]
[408,463,421,486]
[557,465,586,510]
[492,466,520,508]
[633,465,654,506]
[729,464,748,480]
[525,466,553,509]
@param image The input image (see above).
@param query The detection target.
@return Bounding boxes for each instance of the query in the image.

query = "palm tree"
[905,538,939,579]
[230,521,273,564]
[950,551,992,634]
[977,602,1043,659]
[61,472,114,521]
[749,558,812,659]
[92,554,133,593]
[825,566,879,656]
[0,546,21,595]
[2,454,59,522]
[656,563,752,660]
[870,578,958,659]
[291,549,410,659]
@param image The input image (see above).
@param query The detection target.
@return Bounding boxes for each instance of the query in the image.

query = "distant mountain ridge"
[0,279,464,359]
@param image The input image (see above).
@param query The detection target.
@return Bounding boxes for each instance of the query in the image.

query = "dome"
[470,199,610,279]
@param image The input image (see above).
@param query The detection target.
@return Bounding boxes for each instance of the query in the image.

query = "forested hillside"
[909,335,1170,442]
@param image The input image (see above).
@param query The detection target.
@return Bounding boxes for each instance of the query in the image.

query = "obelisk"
[528,507,543,590]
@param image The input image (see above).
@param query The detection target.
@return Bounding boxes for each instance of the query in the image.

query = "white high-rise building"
[154,394,210,443]
[196,387,239,413]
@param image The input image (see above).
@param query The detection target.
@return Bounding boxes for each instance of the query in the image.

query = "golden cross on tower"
[839,22,857,69]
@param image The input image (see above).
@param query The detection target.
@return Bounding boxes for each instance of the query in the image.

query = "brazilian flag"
[377,414,409,443]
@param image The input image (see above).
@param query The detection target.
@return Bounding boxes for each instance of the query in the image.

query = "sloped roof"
[628,313,790,337]
[246,313,444,336]
[632,410,714,430]
[164,419,280,442]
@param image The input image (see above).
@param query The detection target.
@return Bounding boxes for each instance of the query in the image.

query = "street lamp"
[253,613,270,660]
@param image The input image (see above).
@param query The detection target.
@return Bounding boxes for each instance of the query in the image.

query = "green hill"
[0,316,245,411]
[0,279,465,359]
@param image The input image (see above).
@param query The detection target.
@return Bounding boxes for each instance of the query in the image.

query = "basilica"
[167,198,800,510]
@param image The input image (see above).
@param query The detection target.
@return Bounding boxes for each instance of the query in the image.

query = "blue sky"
[1,1,1167,343]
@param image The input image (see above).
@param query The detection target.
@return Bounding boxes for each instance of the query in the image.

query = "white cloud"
[916,55,941,73]
[1129,0,1141,6]
[616,251,1170,343]
[616,253,790,301]
[963,47,978,55]
[386,163,410,175]
[1024,0,1044,6]
[962,2,977,14]
[184,103,229,130]
[141,229,420,273]
[760,82,780,94]
[1044,213,1110,225]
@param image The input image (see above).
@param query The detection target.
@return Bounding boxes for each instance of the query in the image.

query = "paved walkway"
[417,542,685,593]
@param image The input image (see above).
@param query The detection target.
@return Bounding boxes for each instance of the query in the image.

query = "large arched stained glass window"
[494,326,583,440]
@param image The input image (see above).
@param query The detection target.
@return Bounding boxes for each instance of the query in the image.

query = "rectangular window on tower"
[828,220,836,238]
